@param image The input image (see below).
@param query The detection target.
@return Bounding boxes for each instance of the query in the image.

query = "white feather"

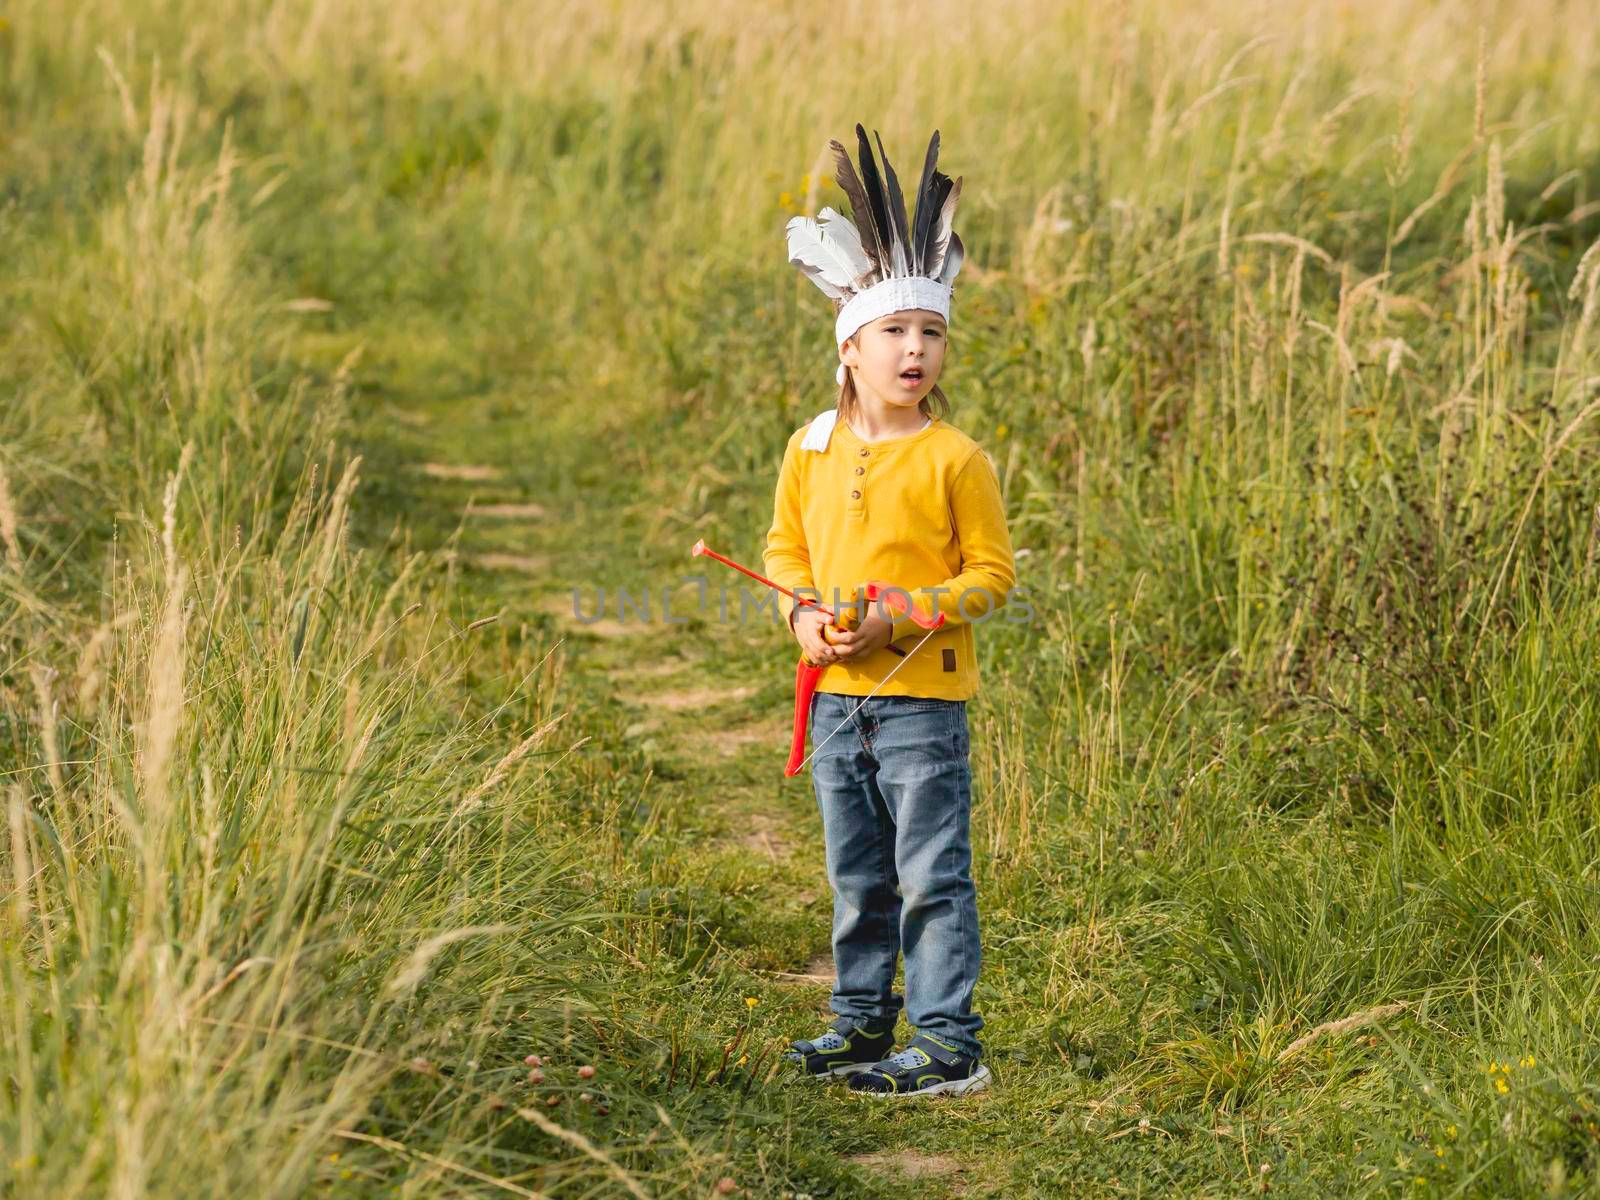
[786,210,874,301]
[889,238,909,277]
[937,232,964,285]
[816,206,874,285]
[928,179,963,282]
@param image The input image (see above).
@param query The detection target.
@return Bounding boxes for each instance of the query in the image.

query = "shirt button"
[854,466,865,475]
[850,489,861,499]
[859,449,869,457]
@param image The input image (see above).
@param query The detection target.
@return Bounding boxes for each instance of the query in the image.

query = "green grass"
[5,1,1600,1196]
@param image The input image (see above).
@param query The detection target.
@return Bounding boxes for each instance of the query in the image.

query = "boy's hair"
[836,333,951,425]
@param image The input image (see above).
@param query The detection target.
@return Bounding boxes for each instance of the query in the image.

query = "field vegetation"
[4,1,1600,1195]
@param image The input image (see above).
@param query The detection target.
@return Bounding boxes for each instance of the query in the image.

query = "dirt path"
[352,380,1011,1197]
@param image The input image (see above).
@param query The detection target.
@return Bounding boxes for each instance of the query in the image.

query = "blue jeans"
[807,691,984,1060]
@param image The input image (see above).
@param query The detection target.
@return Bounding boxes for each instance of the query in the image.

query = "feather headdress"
[785,124,965,384]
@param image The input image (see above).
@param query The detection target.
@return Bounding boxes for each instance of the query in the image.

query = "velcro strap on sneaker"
[832,1016,883,1039]
[907,1036,968,1067]
[790,1038,819,1055]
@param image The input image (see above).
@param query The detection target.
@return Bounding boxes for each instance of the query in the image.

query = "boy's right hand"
[792,606,842,666]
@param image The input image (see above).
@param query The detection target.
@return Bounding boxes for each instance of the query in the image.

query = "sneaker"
[783,1015,897,1080]
[846,1033,992,1099]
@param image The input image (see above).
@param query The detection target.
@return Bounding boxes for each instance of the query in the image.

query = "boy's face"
[840,309,947,409]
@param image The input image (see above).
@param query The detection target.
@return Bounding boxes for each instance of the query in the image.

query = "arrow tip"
[691,538,707,557]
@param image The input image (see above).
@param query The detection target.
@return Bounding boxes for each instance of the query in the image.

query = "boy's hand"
[792,606,842,666]
[826,608,893,662]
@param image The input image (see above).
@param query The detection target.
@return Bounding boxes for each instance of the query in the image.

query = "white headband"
[834,276,952,348]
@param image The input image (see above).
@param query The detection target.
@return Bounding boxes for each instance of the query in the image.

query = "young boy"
[769,125,1014,1098]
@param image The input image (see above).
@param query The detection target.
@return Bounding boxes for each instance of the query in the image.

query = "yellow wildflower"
[996,424,1009,439]
[1495,1077,1509,1094]
[745,996,758,1008]
[778,191,794,209]
[1446,1124,1457,1139]
[1434,1146,1445,1158]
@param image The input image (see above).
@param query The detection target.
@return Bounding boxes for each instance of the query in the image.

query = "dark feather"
[854,124,897,278]
[909,130,944,274]
[873,129,913,275]
[929,177,955,263]
[828,138,886,281]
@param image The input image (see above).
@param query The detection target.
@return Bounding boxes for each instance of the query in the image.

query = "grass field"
[5,1,1600,1195]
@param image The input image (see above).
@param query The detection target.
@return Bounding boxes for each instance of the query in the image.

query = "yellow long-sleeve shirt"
[763,412,1016,701]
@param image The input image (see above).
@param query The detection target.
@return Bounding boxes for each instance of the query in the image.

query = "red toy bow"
[691,539,946,776]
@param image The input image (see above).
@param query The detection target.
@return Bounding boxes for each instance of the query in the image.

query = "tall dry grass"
[0,41,673,1197]
[5,0,1600,1194]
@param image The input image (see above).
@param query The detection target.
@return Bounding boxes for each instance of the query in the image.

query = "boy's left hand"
[827,608,893,661]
